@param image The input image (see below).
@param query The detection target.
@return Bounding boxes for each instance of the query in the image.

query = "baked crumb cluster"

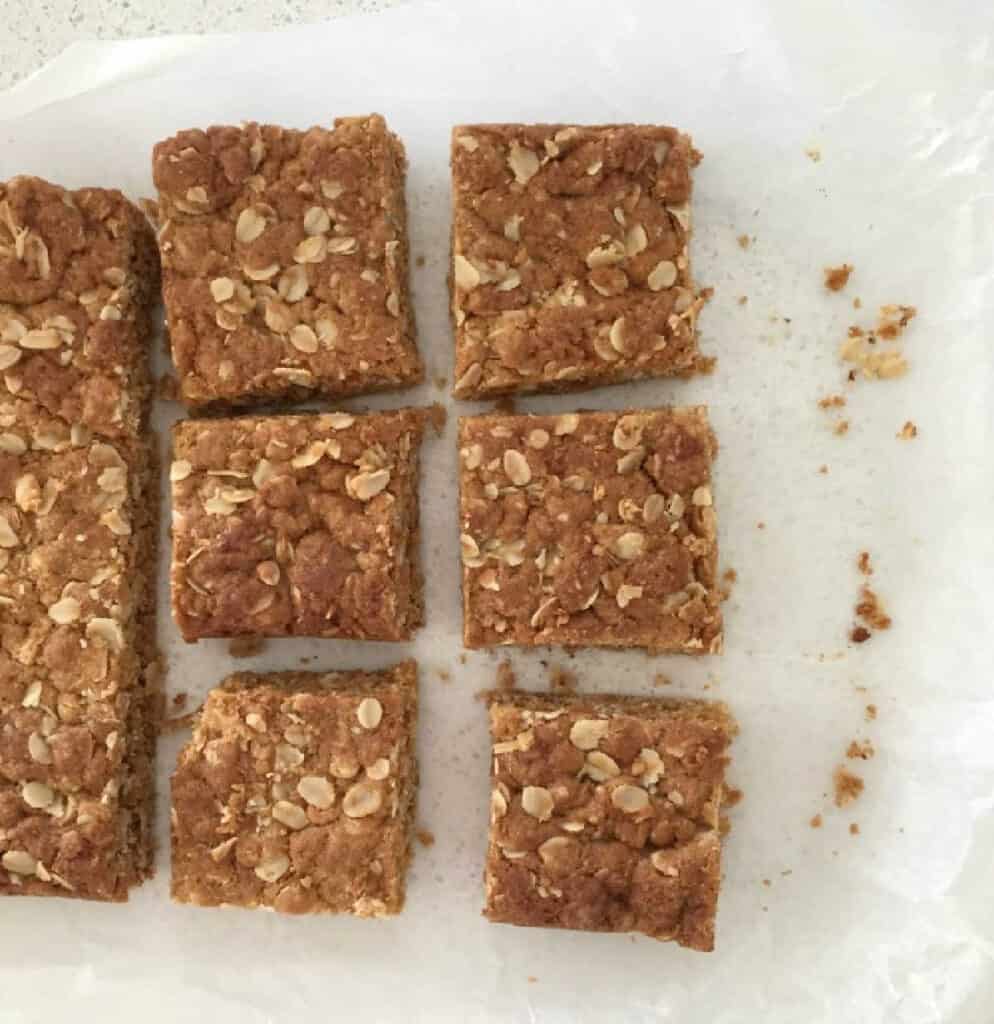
[485,691,734,951]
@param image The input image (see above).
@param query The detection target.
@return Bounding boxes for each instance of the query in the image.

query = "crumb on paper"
[877,304,917,337]
[723,568,738,584]
[737,234,751,250]
[156,373,179,402]
[549,665,577,692]
[138,196,159,225]
[436,668,451,683]
[865,703,878,721]
[897,420,918,440]
[415,254,426,268]
[756,521,766,530]
[459,653,467,665]
[846,739,875,760]
[724,787,744,808]
[159,711,198,735]
[818,464,829,475]
[527,977,538,984]
[415,828,436,848]
[434,375,448,391]
[427,402,447,436]
[849,823,860,835]
[298,655,313,665]
[856,585,892,631]
[824,264,853,292]
[228,636,266,658]
[737,295,748,305]
[833,419,850,436]
[693,353,717,376]
[652,672,672,688]
[809,814,823,829]
[761,878,771,888]
[171,691,188,711]
[853,297,862,309]
[805,146,822,162]
[833,766,864,808]
[839,305,917,380]
[818,394,847,410]
[496,661,516,691]
[494,396,517,415]
[850,556,891,642]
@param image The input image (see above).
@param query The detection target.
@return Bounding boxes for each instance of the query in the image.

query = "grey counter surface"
[0,0,409,91]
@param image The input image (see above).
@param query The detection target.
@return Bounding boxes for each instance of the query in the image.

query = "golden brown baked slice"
[171,661,418,916]
[459,407,721,653]
[485,689,735,951]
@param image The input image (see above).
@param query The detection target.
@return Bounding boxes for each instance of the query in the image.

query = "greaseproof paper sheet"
[0,1,992,1020]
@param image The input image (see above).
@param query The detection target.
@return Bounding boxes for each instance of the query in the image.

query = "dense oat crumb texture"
[484,690,735,951]
[171,661,417,915]
[0,176,159,441]
[450,124,705,398]
[152,115,422,408]
[458,407,721,652]
[171,407,427,641]
[0,179,160,900]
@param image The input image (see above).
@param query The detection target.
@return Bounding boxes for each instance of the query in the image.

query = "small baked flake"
[171,661,417,916]
[485,689,734,951]
[170,408,427,642]
[153,115,422,408]
[451,123,703,398]
[458,407,721,653]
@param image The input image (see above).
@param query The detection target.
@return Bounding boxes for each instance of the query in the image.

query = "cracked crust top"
[450,123,703,398]
[171,408,426,641]
[153,114,422,408]
[0,176,159,443]
[485,689,734,951]
[458,407,721,652]
[171,660,417,915]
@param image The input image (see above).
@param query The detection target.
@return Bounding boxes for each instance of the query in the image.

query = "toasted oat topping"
[0,396,156,899]
[0,176,158,443]
[153,115,421,408]
[171,662,417,916]
[458,407,721,652]
[450,123,706,398]
[485,690,734,951]
[170,408,426,641]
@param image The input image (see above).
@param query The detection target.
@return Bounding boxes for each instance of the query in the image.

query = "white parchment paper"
[0,1,992,1020]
